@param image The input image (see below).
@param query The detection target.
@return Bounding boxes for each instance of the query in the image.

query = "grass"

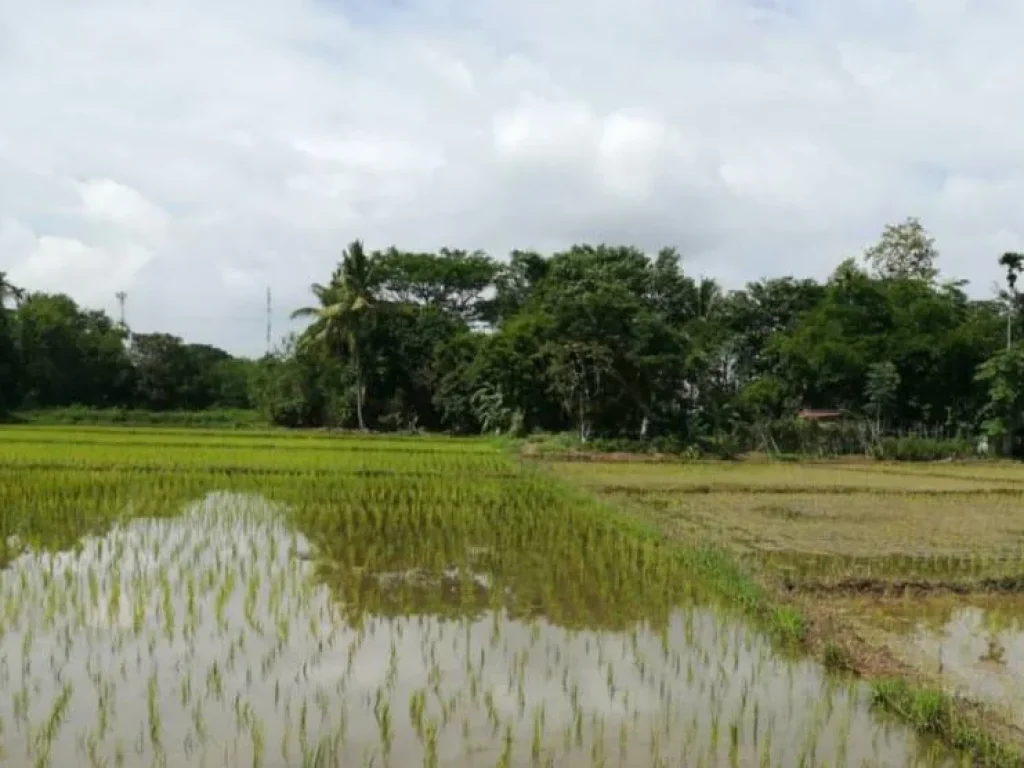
[822,642,854,672]
[0,425,968,767]
[871,680,1021,767]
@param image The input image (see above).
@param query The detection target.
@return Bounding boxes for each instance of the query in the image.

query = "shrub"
[18,406,267,429]
[870,436,975,462]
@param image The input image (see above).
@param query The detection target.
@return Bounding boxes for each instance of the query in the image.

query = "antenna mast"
[115,291,127,327]
[265,286,272,355]
[115,291,131,350]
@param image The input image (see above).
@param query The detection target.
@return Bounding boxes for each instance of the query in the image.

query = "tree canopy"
[0,289,255,414]
[3,219,1023,453]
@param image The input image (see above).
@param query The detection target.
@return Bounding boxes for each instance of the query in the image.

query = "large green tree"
[374,248,498,323]
[7,220,1017,450]
[129,335,248,410]
[863,217,939,281]
[16,293,133,408]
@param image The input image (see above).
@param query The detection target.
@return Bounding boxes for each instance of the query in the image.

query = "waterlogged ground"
[0,427,972,766]
[0,493,957,767]
[840,594,1024,731]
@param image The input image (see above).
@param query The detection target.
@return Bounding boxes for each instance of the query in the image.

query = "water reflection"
[0,493,954,766]
[862,595,1024,728]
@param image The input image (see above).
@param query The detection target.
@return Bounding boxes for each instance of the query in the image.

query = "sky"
[2,0,1024,356]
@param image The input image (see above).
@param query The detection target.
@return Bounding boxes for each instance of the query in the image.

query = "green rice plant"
[0,425,992,767]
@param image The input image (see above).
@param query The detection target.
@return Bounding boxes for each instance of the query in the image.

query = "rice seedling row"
[0,426,968,766]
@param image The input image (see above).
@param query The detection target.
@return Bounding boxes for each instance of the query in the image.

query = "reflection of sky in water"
[906,604,1024,727]
[0,493,954,767]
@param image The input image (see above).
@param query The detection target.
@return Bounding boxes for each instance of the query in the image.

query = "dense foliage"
[3,219,1024,453]
[0,280,257,414]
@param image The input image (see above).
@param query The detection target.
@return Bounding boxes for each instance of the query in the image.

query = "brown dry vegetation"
[556,460,1024,582]
[550,456,1024,755]
[604,490,1024,557]
[558,459,1022,493]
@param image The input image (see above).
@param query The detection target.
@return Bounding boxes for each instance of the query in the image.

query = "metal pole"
[1009,287,1017,351]
[115,291,130,350]
[115,291,126,327]
[266,286,272,355]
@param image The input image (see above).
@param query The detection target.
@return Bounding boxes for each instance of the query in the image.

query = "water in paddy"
[0,493,955,767]
[851,593,1024,730]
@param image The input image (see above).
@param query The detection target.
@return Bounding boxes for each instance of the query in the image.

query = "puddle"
[0,493,957,766]
[852,594,1024,728]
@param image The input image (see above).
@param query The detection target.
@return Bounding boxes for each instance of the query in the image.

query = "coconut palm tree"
[291,240,376,430]
[999,252,1024,350]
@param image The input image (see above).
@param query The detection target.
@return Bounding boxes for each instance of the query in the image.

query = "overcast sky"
[2,0,1023,356]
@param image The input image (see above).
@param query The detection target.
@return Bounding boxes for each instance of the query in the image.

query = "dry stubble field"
[549,457,1024,755]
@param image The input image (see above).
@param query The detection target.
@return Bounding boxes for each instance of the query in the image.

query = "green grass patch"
[871,679,1022,766]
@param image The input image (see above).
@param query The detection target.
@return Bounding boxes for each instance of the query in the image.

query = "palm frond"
[290,306,321,320]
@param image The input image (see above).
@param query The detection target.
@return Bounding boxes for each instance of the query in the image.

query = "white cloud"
[8,234,153,309]
[3,180,161,309]
[78,179,169,243]
[1,0,1024,354]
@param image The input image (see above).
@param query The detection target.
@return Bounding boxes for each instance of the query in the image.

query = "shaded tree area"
[4,219,1024,454]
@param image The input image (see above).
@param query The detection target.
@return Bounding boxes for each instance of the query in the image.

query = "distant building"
[796,408,844,422]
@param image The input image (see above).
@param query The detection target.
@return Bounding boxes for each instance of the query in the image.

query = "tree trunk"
[352,339,366,431]
[355,376,365,431]
[578,393,588,443]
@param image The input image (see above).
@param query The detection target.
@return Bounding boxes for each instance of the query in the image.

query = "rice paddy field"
[0,426,1012,767]
[554,457,1024,764]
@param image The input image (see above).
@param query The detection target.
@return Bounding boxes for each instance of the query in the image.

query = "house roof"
[797,408,844,421]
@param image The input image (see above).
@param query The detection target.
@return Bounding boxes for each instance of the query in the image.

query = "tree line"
[2,218,1024,454]
[0,286,255,416]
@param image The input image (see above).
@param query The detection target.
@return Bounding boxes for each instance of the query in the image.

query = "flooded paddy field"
[552,457,1024,764]
[0,427,973,766]
[832,594,1024,731]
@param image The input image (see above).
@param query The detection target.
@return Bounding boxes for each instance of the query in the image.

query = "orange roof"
[797,408,844,421]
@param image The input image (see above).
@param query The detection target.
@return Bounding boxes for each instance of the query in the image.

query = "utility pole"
[115,291,131,350]
[115,291,127,327]
[266,286,272,356]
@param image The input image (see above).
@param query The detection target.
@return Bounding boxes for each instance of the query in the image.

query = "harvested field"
[549,456,1024,762]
